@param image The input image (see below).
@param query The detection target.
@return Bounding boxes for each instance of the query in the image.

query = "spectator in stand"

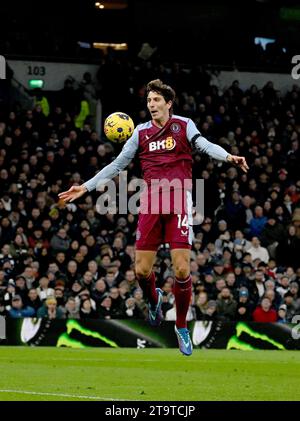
[21,267,37,290]
[277,225,300,269]
[276,275,290,298]
[64,296,80,319]
[193,291,209,320]
[66,260,80,285]
[242,196,254,227]
[212,278,227,300]
[87,260,100,282]
[215,230,233,256]
[124,297,145,319]
[79,298,98,319]
[132,288,148,319]
[204,300,218,320]
[211,259,226,283]
[50,228,71,254]
[283,291,297,321]
[248,268,266,305]
[289,282,300,310]
[91,278,108,306]
[118,280,130,301]
[248,237,269,264]
[27,288,42,313]
[161,278,175,316]
[54,285,66,309]
[36,276,54,301]
[260,217,285,259]
[14,275,29,302]
[2,281,15,310]
[216,287,237,320]
[68,279,83,299]
[235,287,254,321]
[249,206,267,238]
[233,230,251,258]
[252,297,277,322]
[109,286,126,318]
[264,279,282,309]
[264,289,277,311]
[8,294,35,318]
[37,296,65,319]
[98,294,114,319]
[277,304,288,323]
[224,191,246,230]
[80,271,94,291]
[225,272,237,295]
[124,269,139,295]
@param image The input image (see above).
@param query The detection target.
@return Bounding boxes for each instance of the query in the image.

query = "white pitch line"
[0,358,157,363]
[0,389,132,401]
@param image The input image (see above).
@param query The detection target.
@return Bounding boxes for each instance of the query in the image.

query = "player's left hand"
[227,155,249,173]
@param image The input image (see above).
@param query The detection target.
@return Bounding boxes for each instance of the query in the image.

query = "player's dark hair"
[146,79,176,104]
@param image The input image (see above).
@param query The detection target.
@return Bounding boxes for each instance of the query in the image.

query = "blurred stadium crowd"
[0,58,299,323]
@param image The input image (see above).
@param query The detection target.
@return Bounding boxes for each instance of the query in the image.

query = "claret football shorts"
[135,189,194,251]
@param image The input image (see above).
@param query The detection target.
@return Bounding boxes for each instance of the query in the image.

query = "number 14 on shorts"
[177,214,189,236]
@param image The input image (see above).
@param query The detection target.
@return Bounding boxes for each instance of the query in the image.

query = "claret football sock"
[174,274,192,329]
[137,271,158,308]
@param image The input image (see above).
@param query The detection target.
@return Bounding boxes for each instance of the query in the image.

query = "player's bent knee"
[174,266,190,279]
[135,266,152,279]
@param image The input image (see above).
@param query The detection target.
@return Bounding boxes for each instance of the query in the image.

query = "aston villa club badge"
[170,123,181,133]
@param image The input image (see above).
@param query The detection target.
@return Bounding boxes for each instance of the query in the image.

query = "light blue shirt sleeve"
[83,128,139,192]
[186,119,229,162]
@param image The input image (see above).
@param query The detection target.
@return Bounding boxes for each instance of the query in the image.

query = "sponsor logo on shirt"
[149,136,176,151]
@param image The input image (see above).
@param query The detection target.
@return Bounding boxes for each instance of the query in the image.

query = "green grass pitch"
[0,347,299,401]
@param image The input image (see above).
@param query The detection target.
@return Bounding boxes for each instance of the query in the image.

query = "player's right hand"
[58,185,87,203]
[227,155,249,173]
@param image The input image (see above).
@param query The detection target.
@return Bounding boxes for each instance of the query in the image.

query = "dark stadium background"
[0,0,300,67]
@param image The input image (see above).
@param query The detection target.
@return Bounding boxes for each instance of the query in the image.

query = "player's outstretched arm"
[58,128,139,203]
[186,119,249,172]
